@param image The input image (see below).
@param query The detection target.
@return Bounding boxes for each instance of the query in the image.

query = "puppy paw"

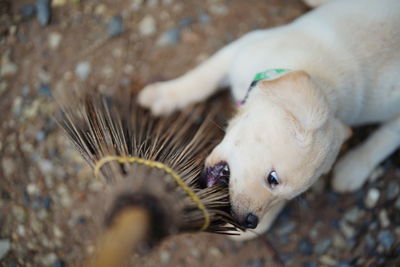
[138,81,188,116]
[332,152,372,193]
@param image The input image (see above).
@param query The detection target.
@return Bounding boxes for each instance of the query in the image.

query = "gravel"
[378,209,390,228]
[298,238,313,255]
[107,15,124,37]
[365,188,380,208]
[0,239,11,260]
[38,84,52,98]
[139,15,156,36]
[315,238,331,255]
[156,28,180,46]
[75,61,91,81]
[378,230,395,249]
[386,181,400,200]
[343,207,365,223]
[160,250,171,264]
[36,0,51,26]
[20,4,36,20]
[48,32,62,49]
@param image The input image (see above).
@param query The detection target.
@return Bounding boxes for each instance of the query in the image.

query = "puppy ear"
[257,70,329,132]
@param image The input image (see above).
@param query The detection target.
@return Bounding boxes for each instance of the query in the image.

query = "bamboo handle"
[85,207,149,267]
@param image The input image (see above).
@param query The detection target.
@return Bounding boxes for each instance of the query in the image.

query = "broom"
[57,88,242,266]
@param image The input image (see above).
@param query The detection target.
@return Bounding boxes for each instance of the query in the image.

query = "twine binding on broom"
[94,155,210,231]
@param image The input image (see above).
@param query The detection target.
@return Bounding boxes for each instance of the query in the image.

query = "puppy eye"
[266,170,280,189]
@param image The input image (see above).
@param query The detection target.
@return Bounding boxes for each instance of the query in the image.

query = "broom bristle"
[57,87,242,244]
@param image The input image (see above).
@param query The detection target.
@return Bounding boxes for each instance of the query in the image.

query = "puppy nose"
[244,213,258,229]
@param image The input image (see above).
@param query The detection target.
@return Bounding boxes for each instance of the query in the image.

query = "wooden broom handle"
[85,207,149,267]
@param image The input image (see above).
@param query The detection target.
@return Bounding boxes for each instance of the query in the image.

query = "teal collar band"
[252,68,292,84]
[237,68,292,106]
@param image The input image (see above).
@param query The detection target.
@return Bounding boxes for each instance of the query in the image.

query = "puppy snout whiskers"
[201,162,230,188]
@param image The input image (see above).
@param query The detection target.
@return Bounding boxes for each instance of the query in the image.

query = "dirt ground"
[1,0,399,266]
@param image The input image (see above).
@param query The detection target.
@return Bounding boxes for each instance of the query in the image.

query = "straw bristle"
[57,88,242,243]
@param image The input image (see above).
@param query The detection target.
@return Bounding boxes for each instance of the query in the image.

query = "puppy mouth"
[201,162,230,188]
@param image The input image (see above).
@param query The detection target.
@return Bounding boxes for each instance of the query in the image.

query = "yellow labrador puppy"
[139,0,400,240]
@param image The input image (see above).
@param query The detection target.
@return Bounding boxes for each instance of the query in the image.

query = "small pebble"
[386,181,400,200]
[160,250,171,265]
[281,253,293,265]
[139,15,156,36]
[156,28,180,47]
[16,225,26,236]
[378,209,390,228]
[41,252,57,265]
[333,233,346,249]
[39,196,52,210]
[94,4,107,16]
[20,4,36,20]
[319,255,337,265]
[364,188,380,208]
[344,207,365,223]
[277,221,296,236]
[36,130,46,142]
[336,261,352,267]
[2,157,16,176]
[378,230,394,249]
[147,0,158,7]
[209,4,228,16]
[245,258,265,267]
[0,239,10,260]
[12,206,26,223]
[36,0,51,26]
[75,61,91,81]
[178,17,195,28]
[0,81,7,94]
[298,238,313,255]
[199,12,211,24]
[38,159,53,174]
[395,197,400,210]
[38,83,52,97]
[209,247,222,258]
[123,64,134,75]
[52,0,66,7]
[53,226,63,238]
[48,32,62,49]
[364,234,376,251]
[315,238,331,255]
[339,220,355,239]
[53,259,65,267]
[27,183,40,195]
[131,0,144,10]
[107,15,124,37]
[1,62,18,77]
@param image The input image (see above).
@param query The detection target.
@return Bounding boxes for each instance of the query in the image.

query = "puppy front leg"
[138,45,235,116]
[332,116,400,192]
[230,201,286,241]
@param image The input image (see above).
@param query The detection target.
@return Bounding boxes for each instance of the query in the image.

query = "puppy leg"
[138,45,235,116]
[230,201,286,241]
[332,116,400,192]
[138,30,269,115]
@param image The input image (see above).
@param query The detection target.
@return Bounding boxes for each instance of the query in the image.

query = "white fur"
[139,0,400,240]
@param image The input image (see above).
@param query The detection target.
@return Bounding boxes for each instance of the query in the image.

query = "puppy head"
[203,71,351,229]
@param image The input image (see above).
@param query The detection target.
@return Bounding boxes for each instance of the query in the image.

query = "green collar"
[237,69,292,106]
[252,69,292,84]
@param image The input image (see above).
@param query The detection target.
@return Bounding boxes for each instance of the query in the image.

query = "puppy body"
[139,0,400,240]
